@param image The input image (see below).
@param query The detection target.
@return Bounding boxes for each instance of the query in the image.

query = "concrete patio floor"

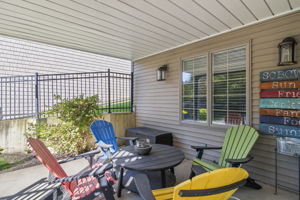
[0,158,297,200]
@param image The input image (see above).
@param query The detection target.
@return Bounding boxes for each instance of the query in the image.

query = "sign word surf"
[259,124,300,138]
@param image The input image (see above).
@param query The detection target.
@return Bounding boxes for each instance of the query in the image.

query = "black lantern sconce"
[157,64,168,81]
[278,37,297,66]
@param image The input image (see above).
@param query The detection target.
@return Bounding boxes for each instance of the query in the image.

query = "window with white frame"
[181,46,248,126]
[182,56,207,122]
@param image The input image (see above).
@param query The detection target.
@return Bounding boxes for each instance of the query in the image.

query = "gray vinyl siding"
[0,35,131,76]
[134,11,300,192]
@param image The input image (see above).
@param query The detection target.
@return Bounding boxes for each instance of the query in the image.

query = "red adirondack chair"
[27,138,116,200]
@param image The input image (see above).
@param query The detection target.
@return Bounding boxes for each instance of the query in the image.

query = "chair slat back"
[27,138,73,193]
[90,120,118,152]
[218,125,259,167]
[27,138,67,178]
[173,168,248,200]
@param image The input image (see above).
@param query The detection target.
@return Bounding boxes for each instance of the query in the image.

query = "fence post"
[130,71,134,112]
[35,72,40,118]
[108,69,111,113]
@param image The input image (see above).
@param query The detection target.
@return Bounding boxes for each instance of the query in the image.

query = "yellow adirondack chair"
[134,168,249,200]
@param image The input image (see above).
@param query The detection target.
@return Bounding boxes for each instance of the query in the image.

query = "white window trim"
[180,54,209,126]
[180,42,251,127]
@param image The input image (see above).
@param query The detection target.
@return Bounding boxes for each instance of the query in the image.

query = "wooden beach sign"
[259,123,300,138]
[260,81,300,89]
[260,98,300,109]
[260,90,300,98]
[260,108,300,118]
[260,68,300,82]
[260,116,300,126]
[259,68,300,138]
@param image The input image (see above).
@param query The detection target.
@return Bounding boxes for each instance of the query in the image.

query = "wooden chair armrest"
[51,163,113,183]
[58,150,101,164]
[118,137,138,145]
[191,145,222,159]
[191,145,222,151]
[226,155,253,167]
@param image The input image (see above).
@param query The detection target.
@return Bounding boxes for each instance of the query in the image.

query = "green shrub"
[0,147,4,155]
[25,95,101,156]
[199,108,207,121]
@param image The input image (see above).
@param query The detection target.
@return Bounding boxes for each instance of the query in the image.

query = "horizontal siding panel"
[134,11,300,192]
[0,35,131,76]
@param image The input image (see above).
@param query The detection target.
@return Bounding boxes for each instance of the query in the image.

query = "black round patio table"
[112,144,185,197]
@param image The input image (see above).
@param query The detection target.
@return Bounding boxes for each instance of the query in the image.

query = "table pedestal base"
[118,169,176,195]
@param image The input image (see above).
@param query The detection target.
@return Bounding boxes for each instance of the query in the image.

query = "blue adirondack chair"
[90,120,177,193]
[90,120,137,159]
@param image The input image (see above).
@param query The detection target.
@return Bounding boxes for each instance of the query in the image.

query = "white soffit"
[0,0,299,61]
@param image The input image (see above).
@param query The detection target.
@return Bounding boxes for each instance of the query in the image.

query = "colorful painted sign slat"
[260,81,300,89]
[259,123,300,138]
[260,108,300,118]
[260,68,300,82]
[260,98,300,109]
[260,116,300,126]
[260,90,300,98]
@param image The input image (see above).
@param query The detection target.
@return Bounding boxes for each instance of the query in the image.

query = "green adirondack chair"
[190,125,261,189]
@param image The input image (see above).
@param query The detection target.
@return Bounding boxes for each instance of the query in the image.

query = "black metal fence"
[0,70,133,120]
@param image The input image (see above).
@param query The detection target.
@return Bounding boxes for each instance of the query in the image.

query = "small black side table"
[112,144,185,197]
[126,127,173,146]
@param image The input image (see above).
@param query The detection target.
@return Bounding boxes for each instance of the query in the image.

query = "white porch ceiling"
[0,0,299,61]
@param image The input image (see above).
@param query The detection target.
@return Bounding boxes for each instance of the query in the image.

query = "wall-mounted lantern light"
[278,37,297,66]
[157,64,168,81]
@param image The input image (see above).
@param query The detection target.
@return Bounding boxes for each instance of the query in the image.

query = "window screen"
[182,56,207,122]
[212,47,246,125]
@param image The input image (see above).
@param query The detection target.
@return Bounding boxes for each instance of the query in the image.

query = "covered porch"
[0,0,300,199]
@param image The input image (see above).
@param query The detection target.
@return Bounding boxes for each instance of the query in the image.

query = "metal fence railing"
[0,69,133,120]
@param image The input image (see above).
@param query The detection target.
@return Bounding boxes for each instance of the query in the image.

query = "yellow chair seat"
[152,187,174,200]
[146,168,248,200]
[192,158,221,171]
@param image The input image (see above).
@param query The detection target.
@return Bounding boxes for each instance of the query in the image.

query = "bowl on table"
[134,138,152,155]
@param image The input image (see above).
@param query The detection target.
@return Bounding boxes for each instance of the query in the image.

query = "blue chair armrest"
[118,137,138,145]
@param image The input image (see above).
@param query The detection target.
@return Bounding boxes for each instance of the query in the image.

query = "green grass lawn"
[0,160,11,171]
[98,101,131,113]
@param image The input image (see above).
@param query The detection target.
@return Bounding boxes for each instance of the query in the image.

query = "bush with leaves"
[25,95,101,156]
[199,108,207,121]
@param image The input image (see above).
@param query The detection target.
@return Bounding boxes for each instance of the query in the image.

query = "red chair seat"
[71,176,100,199]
